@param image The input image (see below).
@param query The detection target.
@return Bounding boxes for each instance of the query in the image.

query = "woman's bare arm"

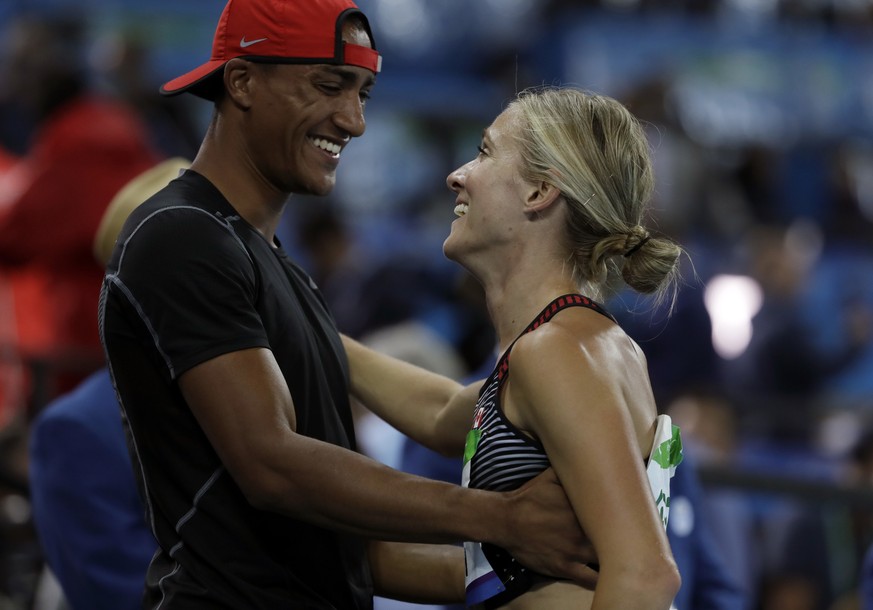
[368,540,464,604]
[507,324,681,609]
[342,333,479,456]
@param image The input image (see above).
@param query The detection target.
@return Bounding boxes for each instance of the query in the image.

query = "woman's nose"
[446,166,466,192]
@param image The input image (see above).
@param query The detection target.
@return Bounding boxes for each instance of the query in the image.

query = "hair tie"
[624,235,651,258]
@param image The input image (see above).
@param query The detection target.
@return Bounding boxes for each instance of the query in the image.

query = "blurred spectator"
[722,223,871,443]
[840,431,873,609]
[0,12,159,414]
[665,450,746,610]
[92,31,202,159]
[826,140,873,248]
[862,542,873,610]
[670,388,835,610]
[30,369,156,610]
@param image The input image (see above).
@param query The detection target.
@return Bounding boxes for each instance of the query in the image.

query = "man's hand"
[500,468,598,589]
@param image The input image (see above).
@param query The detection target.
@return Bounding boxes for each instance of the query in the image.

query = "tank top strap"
[495,294,615,384]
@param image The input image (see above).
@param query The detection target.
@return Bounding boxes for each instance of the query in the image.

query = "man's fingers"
[568,563,599,590]
[571,539,597,565]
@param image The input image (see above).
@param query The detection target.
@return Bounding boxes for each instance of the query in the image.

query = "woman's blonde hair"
[509,86,682,304]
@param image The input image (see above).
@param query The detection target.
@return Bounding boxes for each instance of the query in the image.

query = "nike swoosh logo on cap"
[240,36,268,48]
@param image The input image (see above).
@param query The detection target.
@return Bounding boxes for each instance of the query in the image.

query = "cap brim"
[160,60,227,97]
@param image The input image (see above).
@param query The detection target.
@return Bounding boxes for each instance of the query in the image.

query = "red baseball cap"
[161,0,381,100]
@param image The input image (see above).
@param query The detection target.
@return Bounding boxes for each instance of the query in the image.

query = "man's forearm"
[245,430,508,545]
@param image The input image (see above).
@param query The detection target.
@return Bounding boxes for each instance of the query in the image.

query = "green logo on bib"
[463,429,481,465]
[650,425,683,469]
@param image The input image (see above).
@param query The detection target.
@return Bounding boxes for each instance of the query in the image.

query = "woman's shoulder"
[515,304,637,366]
[510,306,654,417]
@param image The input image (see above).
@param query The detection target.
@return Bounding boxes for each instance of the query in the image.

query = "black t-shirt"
[100,170,372,609]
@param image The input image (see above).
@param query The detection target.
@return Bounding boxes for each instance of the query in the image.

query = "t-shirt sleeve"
[112,206,268,378]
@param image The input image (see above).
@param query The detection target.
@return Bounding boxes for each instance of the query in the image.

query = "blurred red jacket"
[0,95,159,400]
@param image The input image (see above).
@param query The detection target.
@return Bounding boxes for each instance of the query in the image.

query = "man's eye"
[360,90,372,102]
[477,145,487,156]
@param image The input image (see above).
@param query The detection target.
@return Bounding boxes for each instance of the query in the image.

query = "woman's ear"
[524,180,562,214]
[223,58,255,110]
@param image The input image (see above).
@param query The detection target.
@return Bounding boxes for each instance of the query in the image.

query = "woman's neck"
[481,264,580,353]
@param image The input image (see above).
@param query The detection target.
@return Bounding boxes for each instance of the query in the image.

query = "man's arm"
[342,334,477,456]
[180,346,595,582]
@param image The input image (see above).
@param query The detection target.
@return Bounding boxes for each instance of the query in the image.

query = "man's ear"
[223,59,255,110]
[524,180,562,214]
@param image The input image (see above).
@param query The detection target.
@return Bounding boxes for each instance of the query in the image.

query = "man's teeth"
[311,138,341,155]
[454,203,469,217]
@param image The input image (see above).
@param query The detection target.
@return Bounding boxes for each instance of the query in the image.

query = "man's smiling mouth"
[309,137,342,157]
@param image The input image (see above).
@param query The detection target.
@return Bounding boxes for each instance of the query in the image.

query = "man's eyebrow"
[320,65,376,88]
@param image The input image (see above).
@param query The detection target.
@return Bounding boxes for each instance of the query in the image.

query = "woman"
[344,87,682,608]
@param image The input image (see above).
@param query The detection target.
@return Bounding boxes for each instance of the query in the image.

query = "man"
[99,1,591,608]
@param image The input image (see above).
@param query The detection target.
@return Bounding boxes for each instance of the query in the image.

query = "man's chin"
[293,176,336,198]
[311,183,336,197]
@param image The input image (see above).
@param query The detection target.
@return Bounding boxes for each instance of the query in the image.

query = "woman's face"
[443,105,532,265]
